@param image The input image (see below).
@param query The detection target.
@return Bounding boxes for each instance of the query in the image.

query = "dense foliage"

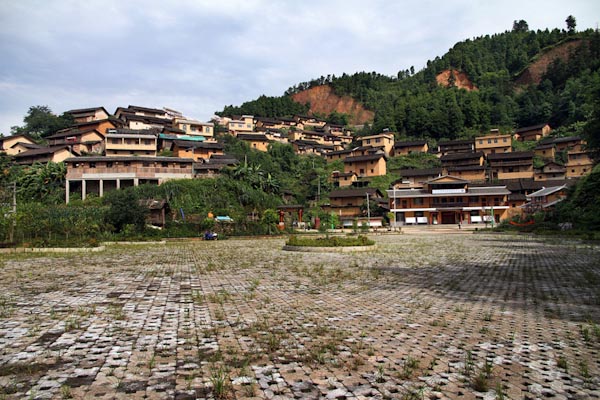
[221,22,600,144]
[217,95,310,119]
[9,105,74,139]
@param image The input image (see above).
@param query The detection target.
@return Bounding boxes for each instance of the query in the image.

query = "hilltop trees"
[10,105,73,139]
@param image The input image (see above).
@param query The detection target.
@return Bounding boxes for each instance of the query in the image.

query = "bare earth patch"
[0,234,599,399]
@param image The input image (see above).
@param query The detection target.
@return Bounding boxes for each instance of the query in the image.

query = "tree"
[103,189,147,233]
[512,20,529,33]
[566,15,576,35]
[11,106,73,139]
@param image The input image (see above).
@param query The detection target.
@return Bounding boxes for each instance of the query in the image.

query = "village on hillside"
[0,105,595,229]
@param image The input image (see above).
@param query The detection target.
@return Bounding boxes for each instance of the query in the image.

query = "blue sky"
[1,0,599,135]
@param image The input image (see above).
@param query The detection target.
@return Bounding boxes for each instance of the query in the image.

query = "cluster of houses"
[0,105,594,227]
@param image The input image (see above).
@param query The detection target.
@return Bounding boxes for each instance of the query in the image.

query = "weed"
[210,366,230,399]
[495,382,505,400]
[375,364,386,383]
[399,356,420,379]
[579,360,590,380]
[471,370,489,392]
[557,355,568,371]
[482,312,493,322]
[60,385,72,399]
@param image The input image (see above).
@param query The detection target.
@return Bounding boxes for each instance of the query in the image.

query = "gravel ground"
[0,233,599,399]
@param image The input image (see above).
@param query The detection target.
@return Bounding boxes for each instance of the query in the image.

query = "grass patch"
[286,235,374,247]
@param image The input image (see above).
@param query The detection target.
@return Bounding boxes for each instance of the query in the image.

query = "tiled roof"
[237,134,269,142]
[527,185,566,198]
[344,154,386,163]
[487,151,533,161]
[399,168,442,177]
[394,140,427,147]
[441,151,484,161]
[515,123,549,133]
[13,145,73,158]
[329,188,383,198]
[64,156,194,163]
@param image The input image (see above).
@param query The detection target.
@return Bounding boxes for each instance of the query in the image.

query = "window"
[359,169,365,175]
[180,164,187,168]
[503,138,508,143]
[107,162,113,168]
[366,139,371,144]
[414,198,423,205]
[161,162,168,167]
[488,139,492,144]
[370,169,374,173]
[111,138,120,144]
[89,162,96,168]
[494,139,498,143]
[479,140,483,144]
[124,161,131,167]
[375,138,381,143]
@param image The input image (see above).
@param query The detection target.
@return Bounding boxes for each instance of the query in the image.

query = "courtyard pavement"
[0,233,599,399]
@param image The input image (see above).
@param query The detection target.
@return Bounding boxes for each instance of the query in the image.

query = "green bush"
[286,235,374,247]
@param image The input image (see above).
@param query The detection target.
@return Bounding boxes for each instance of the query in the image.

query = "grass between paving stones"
[0,235,599,399]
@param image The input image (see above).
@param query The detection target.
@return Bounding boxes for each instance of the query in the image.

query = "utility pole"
[366,192,371,230]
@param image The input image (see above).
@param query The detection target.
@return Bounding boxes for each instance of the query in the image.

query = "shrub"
[286,235,374,247]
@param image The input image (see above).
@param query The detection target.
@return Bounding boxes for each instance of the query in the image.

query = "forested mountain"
[218,21,600,143]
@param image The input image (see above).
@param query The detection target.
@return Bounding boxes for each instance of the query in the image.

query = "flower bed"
[285,235,375,247]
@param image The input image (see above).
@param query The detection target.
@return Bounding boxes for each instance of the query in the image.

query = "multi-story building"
[566,148,594,178]
[237,133,270,152]
[359,133,395,156]
[514,123,551,142]
[65,107,110,123]
[323,187,384,225]
[105,129,158,157]
[0,134,37,155]
[393,140,428,156]
[343,152,387,178]
[534,162,566,181]
[46,127,105,155]
[523,185,568,214]
[64,156,194,202]
[228,115,254,133]
[172,118,214,139]
[437,139,474,156]
[475,132,512,155]
[487,151,534,180]
[388,175,511,225]
[394,168,442,188]
[13,146,77,166]
[534,143,556,161]
[172,140,224,161]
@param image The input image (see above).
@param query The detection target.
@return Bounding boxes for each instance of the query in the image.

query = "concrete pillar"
[134,178,139,187]
[65,180,70,203]
[116,179,121,189]
[99,179,104,197]
[82,180,87,201]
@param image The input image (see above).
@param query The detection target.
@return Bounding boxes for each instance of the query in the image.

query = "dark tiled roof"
[446,165,486,171]
[550,136,582,144]
[66,106,109,116]
[127,105,166,115]
[487,151,534,161]
[394,140,427,147]
[441,151,484,161]
[325,149,353,156]
[47,128,103,140]
[64,156,194,163]
[514,123,549,133]
[399,168,442,177]
[329,188,383,198]
[237,134,269,142]
[174,140,223,150]
[438,139,474,146]
[13,146,73,158]
[344,154,386,163]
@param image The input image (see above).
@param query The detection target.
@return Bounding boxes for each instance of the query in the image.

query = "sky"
[1,0,599,135]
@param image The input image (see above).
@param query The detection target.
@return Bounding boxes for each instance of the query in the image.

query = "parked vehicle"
[203,231,218,240]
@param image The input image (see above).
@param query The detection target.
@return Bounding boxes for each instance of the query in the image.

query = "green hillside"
[219,23,600,142]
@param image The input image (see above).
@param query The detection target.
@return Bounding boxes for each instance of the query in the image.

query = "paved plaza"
[0,233,599,399]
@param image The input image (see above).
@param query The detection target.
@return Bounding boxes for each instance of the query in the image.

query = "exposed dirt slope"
[290,85,374,125]
[436,69,478,91]
[515,39,583,86]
